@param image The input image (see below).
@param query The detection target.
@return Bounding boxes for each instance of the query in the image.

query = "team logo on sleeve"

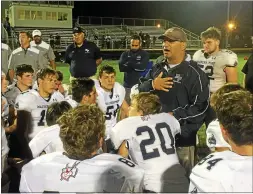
[208,134,216,146]
[60,161,80,181]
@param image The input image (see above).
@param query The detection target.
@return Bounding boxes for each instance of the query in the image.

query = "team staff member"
[31,29,56,70]
[65,27,102,81]
[119,35,149,104]
[242,53,253,93]
[138,27,209,177]
[8,31,44,83]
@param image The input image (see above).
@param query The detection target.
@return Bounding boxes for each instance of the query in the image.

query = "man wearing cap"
[8,31,44,83]
[31,29,56,70]
[65,27,102,81]
[137,27,210,177]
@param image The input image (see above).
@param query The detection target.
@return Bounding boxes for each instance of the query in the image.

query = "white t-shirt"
[189,150,253,193]
[20,152,144,193]
[110,113,181,192]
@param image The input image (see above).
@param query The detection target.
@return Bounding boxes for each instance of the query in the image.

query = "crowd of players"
[1,25,252,193]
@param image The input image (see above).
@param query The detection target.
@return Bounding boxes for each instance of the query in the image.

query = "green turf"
[56,52,251,147]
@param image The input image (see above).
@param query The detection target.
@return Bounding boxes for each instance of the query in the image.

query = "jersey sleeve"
[116,83,126,106]
[225,50,238,67]
[19,170,32,193]
[15,92,35,112]
[192,50,202,61]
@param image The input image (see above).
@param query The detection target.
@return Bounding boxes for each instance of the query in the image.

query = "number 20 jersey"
[189,150,253,193]
[15,89,63,139]
[110,113,181,192]
[193,49,238,93]
[94,80,126,139]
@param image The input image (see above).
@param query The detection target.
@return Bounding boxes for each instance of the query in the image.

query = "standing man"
[242,53,253,93]
[65,27,102,81]
[119,35,149,104]
[1,42,12,76]
[8,31,43,83]
[193,27,238,125]
[138,27,210,177]
[30,29,56,70]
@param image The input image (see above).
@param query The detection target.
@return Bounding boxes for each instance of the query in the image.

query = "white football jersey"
[110,113,181,192]
[206,119,231,149]
[15,90,63,139]
[20,152,144,193]
[189,151,253,193]
[29,124,63,158]
[193,49,238,93]
[94,79,125,139]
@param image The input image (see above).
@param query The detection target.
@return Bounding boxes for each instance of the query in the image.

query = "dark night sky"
[73,1,252,35]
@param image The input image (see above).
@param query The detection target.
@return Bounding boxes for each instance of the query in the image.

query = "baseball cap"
[158,27,187,42]
[32,29,42,37]
[73,27,84,34]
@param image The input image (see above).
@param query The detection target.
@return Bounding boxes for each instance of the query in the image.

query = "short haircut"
[56,71,63,82]
[210,83,246,110]
[131,35,141,41]
[201,27,222,41]
[58,104,105,159]
[132,92,162,116]
[36,68,57,83]
[71,78,95,103]
[215,90,253,146]
[19,31,31,39]
[15,64,34,77]
[46,101,72,126]
[98,65,116,78]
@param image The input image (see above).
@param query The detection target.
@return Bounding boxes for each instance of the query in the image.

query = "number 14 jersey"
[15,89,63,139]
[110,113,181,192]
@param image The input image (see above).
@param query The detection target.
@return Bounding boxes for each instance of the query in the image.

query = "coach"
[119,35,149,104]
[242,53,253,93]
[138,27,209,177]
[65,27,102,80]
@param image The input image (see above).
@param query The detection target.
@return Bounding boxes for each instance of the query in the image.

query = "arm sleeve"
[118,51,131,72]
[138,68,155,92]
[173,72,209,125]
[8,52,15,70]
[94,45,102,60]
[242,54,252,74]
[48,46,56,61]
[119,51,149,72]
[15,94,34,112]
[64,45,72,64]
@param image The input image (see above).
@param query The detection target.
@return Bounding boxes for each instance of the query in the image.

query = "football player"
[20,105,144,193]
[110,93,189,193]
[94,65,129,140]
[206,83,246,152]
[5,64,34,106]
[15,68,62,139]
[189,89,253,193]
[193,27,238,126]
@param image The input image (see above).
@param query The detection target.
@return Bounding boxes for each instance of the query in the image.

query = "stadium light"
[227,22,236,30]
[157,24,161,28]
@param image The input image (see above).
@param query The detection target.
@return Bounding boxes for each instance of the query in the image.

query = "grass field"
[56,52,251,147]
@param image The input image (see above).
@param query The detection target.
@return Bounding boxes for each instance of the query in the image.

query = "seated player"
[110,92,189,193]
[189,89,253,193]
[29,101,72,158]
[20,105,144,193]
[15,68,63,139]
[94,65,129,145]
[206,83,246,152]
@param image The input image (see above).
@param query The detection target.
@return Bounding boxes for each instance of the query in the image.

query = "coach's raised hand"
[152,72,173,92]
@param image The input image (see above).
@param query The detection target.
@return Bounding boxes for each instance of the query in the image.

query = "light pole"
[225,1,230,48]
